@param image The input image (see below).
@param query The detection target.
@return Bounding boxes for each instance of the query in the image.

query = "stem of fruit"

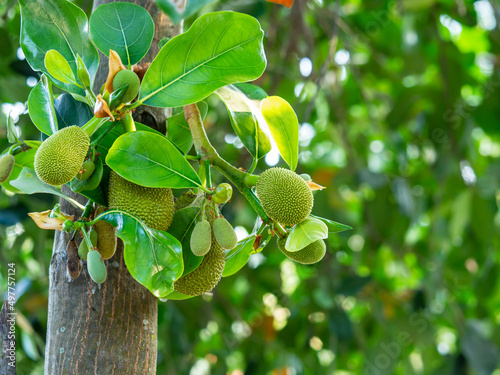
[81,227,94,251]
[184,103,284,237]
[121,112,136,132]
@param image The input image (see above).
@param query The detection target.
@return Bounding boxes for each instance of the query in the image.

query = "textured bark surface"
[0,301,16,375]
[44,1,178,373]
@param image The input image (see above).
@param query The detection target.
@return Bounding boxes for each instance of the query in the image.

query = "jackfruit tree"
[1,0,351,372]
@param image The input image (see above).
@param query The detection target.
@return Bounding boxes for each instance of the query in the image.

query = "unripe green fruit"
[87,250,107,284]
[212,183,233,204]
[0,154,15,183]
[78,229,97,261]
[108,171,175,231]
[112,70,140,103]
[190,220,212,256]
[34,125,90,185]
[213,217,238,250]
[256,167,313,226]
[94,216,117,260]
[277,238,326,264]
[174,190,197,211]
[76,160,95,180]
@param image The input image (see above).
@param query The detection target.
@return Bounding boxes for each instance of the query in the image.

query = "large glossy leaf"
[167,206,203,276]
[261,96,299,171]
[140,11,266,108]
[310,214,352,233]
[27,76,58,135]
[216,85,271,159]
[44,49,78,85]
[166,101,208,154]
[222,235,256,277]
[19,0,99,95]
[10,167,85,209]
[0,148,39,194]
[54,94,93,129]
[285,217,328,252]
[154,0,218,24]
[106,131,202,188]
[93,210,183,298]
[90,3,155,66]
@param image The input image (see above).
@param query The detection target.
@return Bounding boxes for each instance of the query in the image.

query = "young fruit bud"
[94,212,117,260]
[213,217,238,250]
[0,154,15,183]
[256,167,313,226]
[277,237,326,264]
[212,183,233,204]
[76,160,95,180]
[34,125,90,185]
[112,70,140,103]
[78,229,97,261]
[87,250,107,284]
[190,220,212,256]
[66,240,81,279]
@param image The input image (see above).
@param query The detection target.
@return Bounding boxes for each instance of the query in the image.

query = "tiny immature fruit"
[87,250,107,284]
[213,217,238,250]
[277,237,326,264]
[78,229,97,261]
[66,240,81,279]
[190,220,212,256]
[0,154,15,183]
[94,209,117,260]
[34,125,90,185]
[76,160,95,180]
[112,70,140,103]
[212,183,233,204]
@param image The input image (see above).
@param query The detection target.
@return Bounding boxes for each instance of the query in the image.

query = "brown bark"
[0,301,16,375]
[44,1,178,373]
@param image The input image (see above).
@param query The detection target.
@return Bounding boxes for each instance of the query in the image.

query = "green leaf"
[310,214,352,233]
[6,113,20,144]
[54,93,94,129]
[154,0,218,24]
[166,101,208,154]
[0,147,39,194]
[19,0,99,95]
[140,11,266,108]
[233,83,268,100]
[285,217,328,252]
[94,210,183,298]
[216,85,271,159]
[44,49,78,85]
[9,167,85,209]
[163,290,195,300]
[106,131,202,188]
[90,3,155,66]
[28,75,58,135]
[69,156,103,193]
[222,235,256,277]
[261,96,299,171]
[167,206,203,277]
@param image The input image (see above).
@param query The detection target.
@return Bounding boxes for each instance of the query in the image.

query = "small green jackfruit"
[87,250,107,284]
[0,154,15,183]
[112,70,140,103]
[34,125,90,185]
[108,171,175,231]
[76,160,95,180]
[213,217,237,250]
[190,220,212,256]
[256,167,313,226]
[277,237,326,264]
[94,214,117,260]
[78,229,97,261]
[212,183,232,204]
[174,190,197,211]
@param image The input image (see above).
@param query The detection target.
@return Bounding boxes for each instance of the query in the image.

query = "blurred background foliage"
[1,0,500,374]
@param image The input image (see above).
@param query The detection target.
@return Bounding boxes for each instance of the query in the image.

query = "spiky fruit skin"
[78,229,97,261]
[34,125,90,185]
[256,167,313,226]
[76,160,95,180]
[87,250,107,284]
[94,219,117,260]
[112,70,140,103]
[277,238,326,264]
[190,220,212,256]
[0,154,15,183]
[174,190,197,211]
[213,217,238,250]
[174,203,225,296]
[108,171,174,231]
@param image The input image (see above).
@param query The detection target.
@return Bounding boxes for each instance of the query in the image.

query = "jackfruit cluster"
[112,70,140,103]
[277,237,326,264]
[94,207,117,260]
[174,203,225,296]
[190,219,212,256]
[0,154,15,183]
[78,229,97,261]
[87,250,107,284]
[213,217,237,250]
[256,167,313,226]
[34,125,90,185]
[108,171,174,231]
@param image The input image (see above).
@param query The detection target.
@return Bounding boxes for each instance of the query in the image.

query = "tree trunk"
[44,1,179,373]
